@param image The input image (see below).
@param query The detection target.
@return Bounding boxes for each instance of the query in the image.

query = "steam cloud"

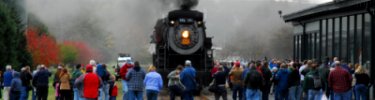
[26,0,317,63]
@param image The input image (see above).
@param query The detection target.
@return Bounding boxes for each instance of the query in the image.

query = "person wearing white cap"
[180,60,196,100]
[3,65,13,100]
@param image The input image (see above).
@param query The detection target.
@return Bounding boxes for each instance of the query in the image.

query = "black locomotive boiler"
[151,7,214,90]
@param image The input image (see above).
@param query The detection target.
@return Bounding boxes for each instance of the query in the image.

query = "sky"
[313,0,332,4]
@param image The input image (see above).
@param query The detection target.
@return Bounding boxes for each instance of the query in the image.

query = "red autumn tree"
[26,28,60,66]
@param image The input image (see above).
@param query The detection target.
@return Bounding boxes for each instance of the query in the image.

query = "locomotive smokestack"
[178,0,199,10]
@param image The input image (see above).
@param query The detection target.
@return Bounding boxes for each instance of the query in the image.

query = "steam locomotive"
[151,8,214,88]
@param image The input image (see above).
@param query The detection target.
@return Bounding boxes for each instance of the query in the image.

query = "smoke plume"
[26,0,318,63]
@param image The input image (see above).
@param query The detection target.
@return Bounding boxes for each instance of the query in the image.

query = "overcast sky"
[314,0,332,3]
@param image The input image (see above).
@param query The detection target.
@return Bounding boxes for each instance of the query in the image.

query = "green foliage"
[60,44,78,64]
[0,1,32,70]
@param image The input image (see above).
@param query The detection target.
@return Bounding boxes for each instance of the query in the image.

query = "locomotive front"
[166,10,205,55]
[151,1,213,89]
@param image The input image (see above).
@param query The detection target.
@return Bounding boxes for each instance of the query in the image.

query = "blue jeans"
[122,80,128,100]
[109,96,116,100]
[308,89,323,100]
[182,90,194,100]
[288,86,302,100]
[245,89,261,100]
[20,86,29,100]
[99,83,109,100]
[32,88,36,100]
[74,88,84,100]
[146,90,159,100]
[334,89,352,100]
[354,84,368,100]
[128,90,143,100]
[232,84,243,100]
[275,90,288,100]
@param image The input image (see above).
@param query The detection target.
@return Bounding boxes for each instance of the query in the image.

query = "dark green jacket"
[303,69,325,92]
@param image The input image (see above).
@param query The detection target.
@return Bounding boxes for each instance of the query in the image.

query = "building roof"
[283,0,372,22]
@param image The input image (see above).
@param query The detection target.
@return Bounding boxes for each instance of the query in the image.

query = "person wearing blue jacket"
[10,71,22,100]
[3,65,13,100]
[275,63,290,100]
[96,64,110,100]
[144,65,163,100]
[180,60,197,100]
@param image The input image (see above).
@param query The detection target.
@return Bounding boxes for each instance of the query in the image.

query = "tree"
[26,28,60,66]
[63,41,99,64]
[60,44,78,64]
[0,1,32,70]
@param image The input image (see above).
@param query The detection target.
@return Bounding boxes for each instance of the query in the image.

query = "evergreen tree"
[0,1,32,70]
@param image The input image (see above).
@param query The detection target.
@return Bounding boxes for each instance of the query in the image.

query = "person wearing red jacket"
[75,65,103,100]
[119,61,133,100]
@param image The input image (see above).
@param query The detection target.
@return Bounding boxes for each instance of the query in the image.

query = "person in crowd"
[89,60,97,72]
[244,63,263,100]
[20,66,33,100]
[212,66,228,100]
[0,70,2,99]
[108,74,118,100]
[229,62,243,100]
[319,58,331,99]
[328,61,353,100]
[167,65,184,100]
[300,60,312,99]
[97,64,110,100]
[288,62,301,100]
[354,65,371,100]
[72,64,83,100]
[275,63,290,100]
[180,60,197,100]
[3,65,14,100]
[241,61,252,99]
[261,61,273,100]
[144,65,163,100]
[75,64,103,100]
[303,61,325,100]
[211,61,221,77]
[33,65,51,100]
[10,71,22,100]
[119,60,133,100]
[270,65,278,95]
[59,68,71,100]
[126,61,146,100]
[53,66,63,100]
[32,65,41,100]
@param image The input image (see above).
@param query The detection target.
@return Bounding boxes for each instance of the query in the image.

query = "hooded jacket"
[33,68,51,87]
[3,70,13,87]
[126,66,146,91]
[275,68,290,92]
[11,72,22,92]
[180,66,197,91]
[120,63,133,80]
[75,72,103,99]
[96,64,109,83]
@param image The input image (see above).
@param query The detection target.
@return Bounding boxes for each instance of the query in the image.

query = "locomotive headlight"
[182,30,190,38]
[170,20,174,25]
[181,30,191,45]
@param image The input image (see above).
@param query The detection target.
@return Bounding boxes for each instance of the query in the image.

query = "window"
[334,18,340,58]
[341,17,348,62]
[327,19,333,57]
[364,13,371,69]
[356,14,363,64]
[321,19,327,58]
[349,15,355,63]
